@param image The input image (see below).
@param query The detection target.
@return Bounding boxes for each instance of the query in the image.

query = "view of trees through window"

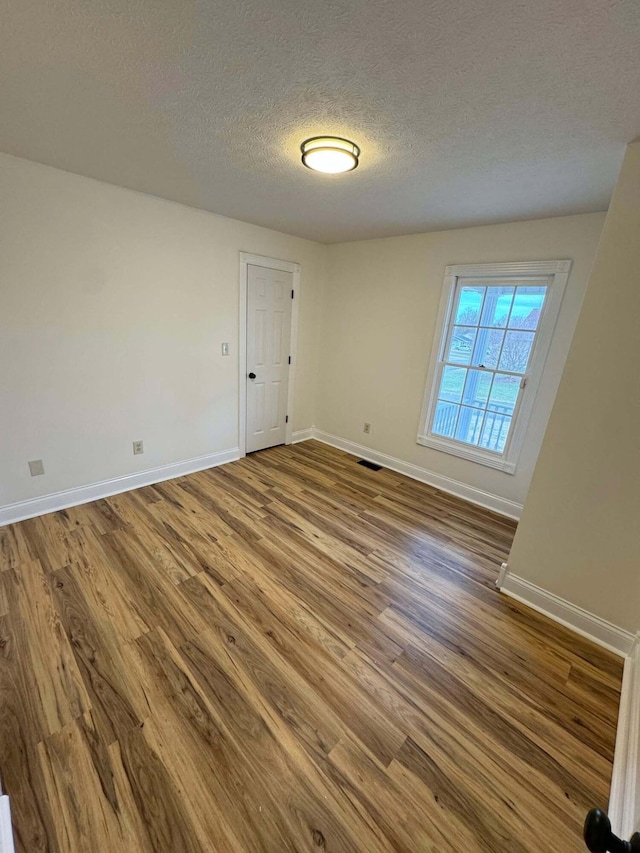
[431,281,548,454]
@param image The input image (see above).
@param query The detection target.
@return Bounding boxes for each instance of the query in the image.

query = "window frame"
[417,260,572,474]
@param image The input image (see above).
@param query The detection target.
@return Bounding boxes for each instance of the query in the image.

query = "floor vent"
[357,459,382,471]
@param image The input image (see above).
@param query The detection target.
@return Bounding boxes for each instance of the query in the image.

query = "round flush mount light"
[300,136,360,174]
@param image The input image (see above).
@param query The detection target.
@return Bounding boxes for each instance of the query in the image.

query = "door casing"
[238,252,300,457]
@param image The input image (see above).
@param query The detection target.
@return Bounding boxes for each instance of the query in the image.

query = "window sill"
[416,434,517,474]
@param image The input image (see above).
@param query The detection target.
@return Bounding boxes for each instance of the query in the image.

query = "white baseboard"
[0,795,15,853]
[0,448,240,527]
[305,429,522,519]
[498,569,635,657]
[291,427,315,444]
[609,634,640,837]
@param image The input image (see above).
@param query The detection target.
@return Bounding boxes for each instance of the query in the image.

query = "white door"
[246,264,293,453]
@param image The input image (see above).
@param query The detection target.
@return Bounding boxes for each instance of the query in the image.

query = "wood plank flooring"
[0,440,622,852]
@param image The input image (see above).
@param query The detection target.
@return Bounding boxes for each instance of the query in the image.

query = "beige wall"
[0,153,324,507]
[316,213,605,511]
[507,143,640,634]
[0,150,617,539]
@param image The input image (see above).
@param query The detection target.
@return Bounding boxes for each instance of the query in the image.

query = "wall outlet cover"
[133,440,144,455]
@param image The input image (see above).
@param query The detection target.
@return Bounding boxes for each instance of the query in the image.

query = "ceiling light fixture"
[300,136,360,174]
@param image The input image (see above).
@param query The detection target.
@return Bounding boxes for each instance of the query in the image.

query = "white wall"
[0,153,324,508]
[506,142,640,635]
[316,213,605,513]
[0,153,609,524]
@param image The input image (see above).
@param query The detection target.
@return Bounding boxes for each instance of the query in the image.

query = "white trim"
[304,429,522,519]
[609,634,640,838]
[238,252,300,457]
[287,267,301,446]
[417,259,572,474]
[442,260,572,278]
[417,433,516,473]
[292,427,315,443]
[0,448,240,527]
[496,562,509,588]
[0,796,15,853]
[239,253,299,274]
[498,569,635,657]
[239,258,248,457]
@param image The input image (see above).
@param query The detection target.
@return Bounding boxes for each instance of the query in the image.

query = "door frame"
[238,252,301,458]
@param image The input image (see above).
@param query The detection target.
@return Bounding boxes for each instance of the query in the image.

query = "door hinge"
[288,355,291,365]
[291,289,294,299]
[285,415,289,423]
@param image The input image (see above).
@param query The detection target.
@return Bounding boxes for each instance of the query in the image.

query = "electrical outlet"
[28,459,45,476]
[133,440,144,455]
[221,342,229,356]
[363,422,371,434]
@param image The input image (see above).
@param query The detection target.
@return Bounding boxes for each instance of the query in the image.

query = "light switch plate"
[221,342,230,356]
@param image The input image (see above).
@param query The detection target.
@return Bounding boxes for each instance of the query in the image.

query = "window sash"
[429,278,549,456]
[431,361,527,457]
[417,262,571,475]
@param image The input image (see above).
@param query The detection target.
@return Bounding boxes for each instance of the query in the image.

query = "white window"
[417,260,572,473]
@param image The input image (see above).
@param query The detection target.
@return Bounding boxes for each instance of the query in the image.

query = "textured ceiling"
[2,0,639,243]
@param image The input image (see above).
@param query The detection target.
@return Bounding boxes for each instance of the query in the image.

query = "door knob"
[583,808,640,852]
[248,372,256,379]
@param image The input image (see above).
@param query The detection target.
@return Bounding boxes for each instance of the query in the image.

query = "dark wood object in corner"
[584,809,640,852]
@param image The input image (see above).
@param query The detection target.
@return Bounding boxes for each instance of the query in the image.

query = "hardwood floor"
[0,440,622,852]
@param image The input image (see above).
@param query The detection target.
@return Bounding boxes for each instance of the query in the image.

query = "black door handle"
[584,809,640,852]
[248,372,256,379]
